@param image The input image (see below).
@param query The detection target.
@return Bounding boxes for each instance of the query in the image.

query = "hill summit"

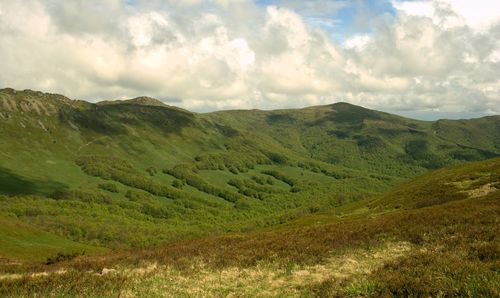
[98,96,169,108]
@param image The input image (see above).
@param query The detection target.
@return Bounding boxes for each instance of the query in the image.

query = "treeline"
[261,170,296,187]
[98,183,119,193]
[164,164,243,203]
[251,175,274,185]
[227,178,279,200]
[52,189,114,204]
[0,190,217,247]
[76,156,186,200]
[53,189,172,220]
[125,190,171,219]
[297,161,350,179]
[193,149,276,174]
[192,136,290,174]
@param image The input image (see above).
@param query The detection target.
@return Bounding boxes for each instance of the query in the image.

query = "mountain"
[0,88,499,250]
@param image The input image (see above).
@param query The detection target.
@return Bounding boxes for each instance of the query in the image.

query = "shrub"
[171,180,184,189]
[51,190,71,200]
[46,252,84,265]
[77,156,185,200]
[251,176,265,185]
[266,152,288,165]
[98,183,119,193]
[146,167,157,176]
[165,165,242,203]
[261,170,295,186]
[234,200,251,210]
[141,203,170,219]
[125,190,153,202]
[228,179,275,199]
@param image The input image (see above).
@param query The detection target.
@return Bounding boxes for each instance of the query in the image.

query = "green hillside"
[368,157,500,210]
[0,218,106,262]
[1,158,497,297]
[208,103,499,175]
[0,88,499,253]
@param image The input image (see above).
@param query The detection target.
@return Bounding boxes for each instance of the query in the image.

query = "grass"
[368,157,500,210]
[0,218,106,262]
[0,167,67,196]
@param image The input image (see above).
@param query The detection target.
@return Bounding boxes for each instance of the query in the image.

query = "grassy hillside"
[368,157,500,210]
[0,158,498,297]
[0,88,499,253]
[0,218,106,262]
[208,103,499,175]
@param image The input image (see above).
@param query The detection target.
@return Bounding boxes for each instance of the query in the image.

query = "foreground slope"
[1,158,498,297]
[0,88,499,251]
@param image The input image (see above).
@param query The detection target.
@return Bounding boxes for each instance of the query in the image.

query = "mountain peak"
[98,96,168,107]
[125,96,167,107]
[96,96,194,114]
[0,88,78,116]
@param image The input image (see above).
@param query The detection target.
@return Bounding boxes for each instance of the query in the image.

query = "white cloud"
[356,0,499,113]
[392,1,434,18]
[0,0,498,115]
[442,0,500,31]
[393,0,500,31]
[343,34,371,50]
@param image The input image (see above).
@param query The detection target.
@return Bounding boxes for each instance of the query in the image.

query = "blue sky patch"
[256,0,396,43]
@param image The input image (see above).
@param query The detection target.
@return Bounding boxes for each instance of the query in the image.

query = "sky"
[0,0,498,120]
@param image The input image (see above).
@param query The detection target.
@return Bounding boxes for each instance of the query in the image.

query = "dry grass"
[118,241,412,297]
[467,183,497,198]
[1,242,413,297]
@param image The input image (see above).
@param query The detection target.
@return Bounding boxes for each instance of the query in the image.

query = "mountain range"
[0,87,499,251]
[0,88,499,296]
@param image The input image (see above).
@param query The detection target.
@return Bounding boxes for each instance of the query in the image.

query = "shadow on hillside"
[59,104,196,136]
[0,167,67,196]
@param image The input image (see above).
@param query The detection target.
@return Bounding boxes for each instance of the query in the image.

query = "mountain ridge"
[3,88,498,122]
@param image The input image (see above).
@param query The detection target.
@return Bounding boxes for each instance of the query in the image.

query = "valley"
[0,88,499,297]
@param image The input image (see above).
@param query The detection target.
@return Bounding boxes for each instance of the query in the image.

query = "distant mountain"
[207,101,499,175]
[0,88,499,250]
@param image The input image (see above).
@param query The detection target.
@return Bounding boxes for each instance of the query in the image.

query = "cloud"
[343,34,371,50]
[0,0,498,116]
[347,0,500,114]
[440,0,500,31]
[392,1,434,18]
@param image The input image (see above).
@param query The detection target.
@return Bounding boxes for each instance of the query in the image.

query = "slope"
[207,102,500,176]
[1,158,498,297]
[0,88,499,251]
[0,218,106,262]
